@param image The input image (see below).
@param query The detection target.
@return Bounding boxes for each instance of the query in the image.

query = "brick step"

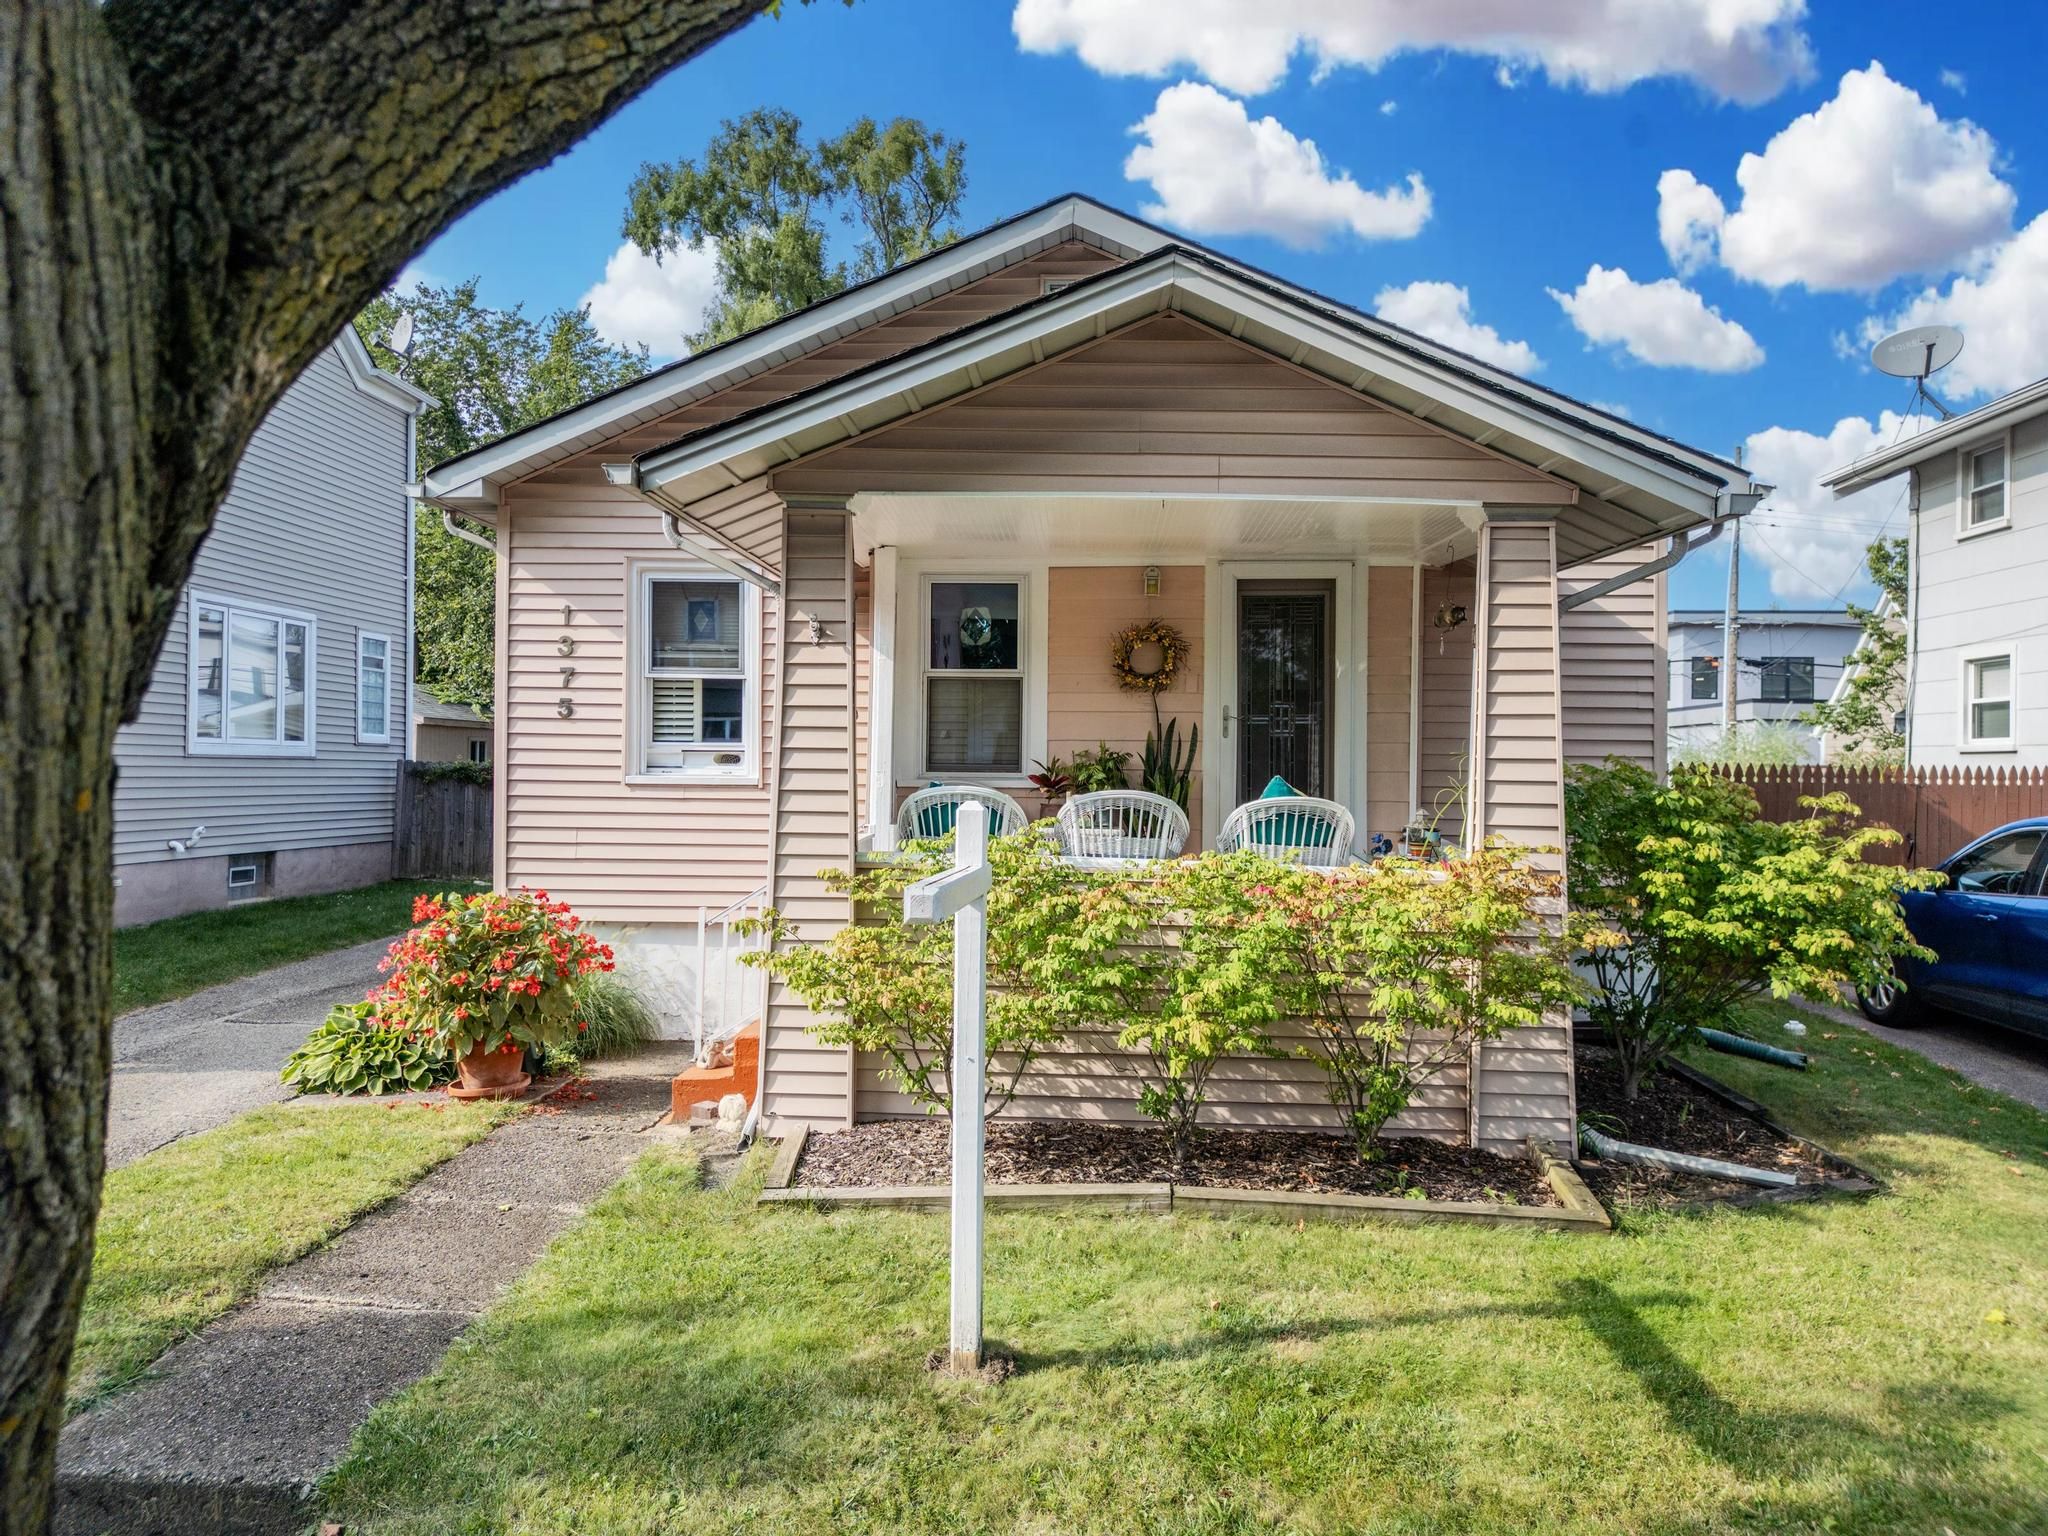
[670,1021,759,1121]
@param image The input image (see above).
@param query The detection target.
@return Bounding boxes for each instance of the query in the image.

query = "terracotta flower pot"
[448,1040,531,1101]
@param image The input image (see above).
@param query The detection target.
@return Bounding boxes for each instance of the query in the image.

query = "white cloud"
[580,240,720,359]
[1862,211,2048,398]
[1379,99,1398,115]
[1656,168,1726,274]
[1125,82,1430,247]
[1013,0,1814,102]
[1549,265,1764,372]
[1742,411,1931,599]
[1940,67,1967,95]
[1373,280,1541,373]
[1589,400,1632,419]
[1672,62,2015,292]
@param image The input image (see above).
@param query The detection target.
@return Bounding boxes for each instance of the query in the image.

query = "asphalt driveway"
[1806,996,2048,1114]
[107,936,395,1169]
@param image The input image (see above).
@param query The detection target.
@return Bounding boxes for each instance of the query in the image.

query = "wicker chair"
[1216,796,1356,867]
[1054,790,1190,863]
[895,784,1030,844]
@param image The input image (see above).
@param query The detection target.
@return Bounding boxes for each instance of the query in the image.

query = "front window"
[1689,655,1720,702]
[640,572,755,776]
[1947,829,2041,895]
[1965,652,2013,748]
[190,596,313,755]
[1968,443,2007,528]
[356,632,391,744]
[1758,656,1814,704]
[924,579,1023,776]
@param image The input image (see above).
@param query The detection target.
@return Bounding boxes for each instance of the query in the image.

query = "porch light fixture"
[1143,565,1161,597]
[1432,602,1467,633]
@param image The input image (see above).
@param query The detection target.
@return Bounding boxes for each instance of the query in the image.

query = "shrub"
[370,889,616,1061]
[557,970,659,1062]
[742,830,1093,1114]
[281,1001,452,1095]
[1565,760,1940,1099]
[1182,845,1582,1158]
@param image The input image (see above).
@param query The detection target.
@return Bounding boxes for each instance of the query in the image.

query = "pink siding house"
[416,196,1761,1153]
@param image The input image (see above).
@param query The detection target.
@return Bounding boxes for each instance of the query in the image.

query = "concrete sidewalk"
[61,1044,697,1536]
[108,937,398,1169]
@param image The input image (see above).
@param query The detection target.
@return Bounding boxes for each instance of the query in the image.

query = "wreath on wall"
[1110,619,1186,694]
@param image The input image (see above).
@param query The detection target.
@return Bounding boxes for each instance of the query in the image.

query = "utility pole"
[1723,447,1743,733]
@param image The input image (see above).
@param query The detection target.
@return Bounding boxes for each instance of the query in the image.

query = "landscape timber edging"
[757,1134,1611,1234]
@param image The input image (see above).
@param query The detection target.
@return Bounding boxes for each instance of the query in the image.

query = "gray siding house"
[1667,608,1862,761]
[112,330,431,924]
[1829,378,2048,766]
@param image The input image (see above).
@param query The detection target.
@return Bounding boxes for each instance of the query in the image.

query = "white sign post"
[901,799,992,1373]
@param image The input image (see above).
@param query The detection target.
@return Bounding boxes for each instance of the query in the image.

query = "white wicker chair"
[895,785,1030,844]
[1216,796,1356,867]
[1055,790,1190,863]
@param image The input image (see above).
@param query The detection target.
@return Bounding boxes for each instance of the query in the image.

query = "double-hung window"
[1964,650,2014,750]
[1966,441,2008,530]
[356,632,392,744]
[638,570,756,777]
[1689,655,1720,702]
[189,594,314,755]
[1759,656,1815,704]
[923,578,1024,777]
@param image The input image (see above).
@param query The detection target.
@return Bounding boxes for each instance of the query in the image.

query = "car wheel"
[1857,971,1921,1027]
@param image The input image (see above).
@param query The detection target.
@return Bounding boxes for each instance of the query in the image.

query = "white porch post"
[902,799,992,1372]
[867,545,898,848]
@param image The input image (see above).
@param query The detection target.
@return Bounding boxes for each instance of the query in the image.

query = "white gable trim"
[334,326,435,415]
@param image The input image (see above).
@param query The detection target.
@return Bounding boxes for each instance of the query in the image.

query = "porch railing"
[694,882,767,1066]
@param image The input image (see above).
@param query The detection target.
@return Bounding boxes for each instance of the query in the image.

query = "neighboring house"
[112,330,432,925]
[414,688,492,763]
[1828,378,2048,765]
[1666,607,1862,761]
[1816,591,1905,764]
[414,193,1764,1152]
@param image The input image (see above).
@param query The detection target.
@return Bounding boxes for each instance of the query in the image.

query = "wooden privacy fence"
[1713,764,2048,867]
[393,761,492,879]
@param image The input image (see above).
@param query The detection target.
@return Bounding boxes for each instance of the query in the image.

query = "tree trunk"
[0,2,770,1527]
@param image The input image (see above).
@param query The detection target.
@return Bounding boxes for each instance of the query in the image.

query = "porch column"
[1467,513,1574,1154]
[762,495,860,1131]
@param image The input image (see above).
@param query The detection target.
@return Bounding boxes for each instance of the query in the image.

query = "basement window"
[226,854,271,901]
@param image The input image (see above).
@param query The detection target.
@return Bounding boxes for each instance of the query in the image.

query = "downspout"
[441,508,497,555]
[1556,486,1765,613]
[404,415,418,758]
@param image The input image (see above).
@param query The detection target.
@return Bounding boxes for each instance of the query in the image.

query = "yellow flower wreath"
[1110,619,1185,694]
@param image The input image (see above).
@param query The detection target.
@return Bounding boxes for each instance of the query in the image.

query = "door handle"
[1975,912,2001,922]
[1221,706,1232,740]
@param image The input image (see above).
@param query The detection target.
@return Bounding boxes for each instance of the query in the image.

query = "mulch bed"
[794,1117,1555,1206]
[1574,1039,1834,1208]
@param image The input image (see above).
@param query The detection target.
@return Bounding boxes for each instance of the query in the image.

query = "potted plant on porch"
[370,889,617,1100]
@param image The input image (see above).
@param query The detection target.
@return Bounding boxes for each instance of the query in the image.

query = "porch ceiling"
[849,492,1480,564]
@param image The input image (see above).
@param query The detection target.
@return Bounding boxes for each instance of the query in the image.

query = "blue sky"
[405,0,2048,612]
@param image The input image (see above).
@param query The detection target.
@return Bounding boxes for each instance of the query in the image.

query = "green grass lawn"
[74,1099,516,1409]
[320,1006,2048,1535]
[113,877,480,1014]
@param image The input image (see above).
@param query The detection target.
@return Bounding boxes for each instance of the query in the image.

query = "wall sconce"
[1432,602,1468,633]
[1143,565,1161,598]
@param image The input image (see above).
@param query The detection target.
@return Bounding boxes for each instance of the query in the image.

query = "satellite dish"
[387,310,415,359]
[1869,323,1962,419]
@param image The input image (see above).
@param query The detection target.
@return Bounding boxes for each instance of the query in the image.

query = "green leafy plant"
[1668,720,1814,768]
[555,970,659,1063]
[406,758,492,788]
[1027,755,1074,802]
[1140,718,1200,811]
[1802,535,1907,765]
[1068,742,1133,794]
[740,831,1092,1114]
[281,1001,452,1096]
[1165,845,1583,1158]
[1565,760,1941,1099]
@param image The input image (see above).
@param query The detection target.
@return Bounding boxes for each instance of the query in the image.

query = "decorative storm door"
[1235,583,1332,803]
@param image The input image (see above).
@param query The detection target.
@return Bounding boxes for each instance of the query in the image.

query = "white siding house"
[112,330,431,924]
[1666,608,1862,761]
[1828,380,2048,766]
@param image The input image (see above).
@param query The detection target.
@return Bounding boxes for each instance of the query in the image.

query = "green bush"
[556,970,659,1063]
[282,1001,452,1095]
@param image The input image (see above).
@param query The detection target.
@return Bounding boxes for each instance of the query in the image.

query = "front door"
[1235,582,1333,803]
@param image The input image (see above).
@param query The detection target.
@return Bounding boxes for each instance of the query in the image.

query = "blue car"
[1858,817,2048,1035]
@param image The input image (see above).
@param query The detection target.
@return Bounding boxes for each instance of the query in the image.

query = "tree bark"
[0,2,768,1527]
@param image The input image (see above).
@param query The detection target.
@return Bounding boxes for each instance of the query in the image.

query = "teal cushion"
[1250,778,1334,848]
[911,796,958,839]
[1259,775,1299,799]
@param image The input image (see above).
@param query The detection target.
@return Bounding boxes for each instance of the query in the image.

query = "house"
[112,330,432,925]
[1827,377,2048,765]
[1815,591,1904,764]
[414,688,493,763]
[413,194,1765,1152]
[1666,607,1862,762]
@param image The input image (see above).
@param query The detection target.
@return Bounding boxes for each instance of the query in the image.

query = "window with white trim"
[1965,651,2014,749]
[189,596,314,756]
[638,571,756,776]
[922,578,1024,776]
[356,632,392,744]
[1967,441,2008,529]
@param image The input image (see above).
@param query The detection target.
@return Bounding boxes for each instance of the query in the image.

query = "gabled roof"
[335,324,435,415]
[615,242,1763,569]
[1826,374,2048,494]
[416,193,1759,554]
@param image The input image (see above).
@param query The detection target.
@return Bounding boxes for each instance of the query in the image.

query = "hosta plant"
[370,889,616,1060]
[281,1001,453,1095]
